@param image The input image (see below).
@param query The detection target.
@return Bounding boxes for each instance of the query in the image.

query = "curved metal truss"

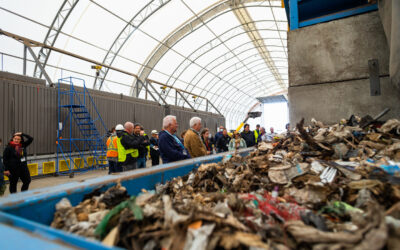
[33,0,79,80]
[219,81,282,120]
[93,0,171,90]
[183,46,287,103]
[197,54,287,103]
[226,98,259,129]
[219,76,283,116]
[176,46,287,108]
[135,0,282,96]
[231,1,285,89]
[164,21,286,96]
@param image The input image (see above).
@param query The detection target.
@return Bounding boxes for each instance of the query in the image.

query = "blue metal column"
[289,0,299,30]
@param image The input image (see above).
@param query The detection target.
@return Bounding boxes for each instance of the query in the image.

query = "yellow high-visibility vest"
[117,137,138,162]
[254,130,260,143]
[144,133,150,157]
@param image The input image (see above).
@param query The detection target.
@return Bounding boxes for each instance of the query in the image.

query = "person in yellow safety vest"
[254,124,261,144]
[107,125,123,174]
[116,122,143,171]
[134,124,150,169]
[140,128,151,159]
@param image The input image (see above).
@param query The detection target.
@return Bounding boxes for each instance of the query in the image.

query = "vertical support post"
[23,45,27,75]
[206,99,209,112]
[145,81,148,100]
[289,0,299,30]
[56,79,60,174]
[136,80,140,98]
[175,89,178,106]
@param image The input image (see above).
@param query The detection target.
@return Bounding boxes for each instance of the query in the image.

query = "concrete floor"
[2,160,154,197]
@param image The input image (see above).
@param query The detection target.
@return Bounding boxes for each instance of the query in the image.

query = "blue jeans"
[137,157,146,169]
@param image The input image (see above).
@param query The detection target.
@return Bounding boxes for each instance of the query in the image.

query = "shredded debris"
[52,118,400,249]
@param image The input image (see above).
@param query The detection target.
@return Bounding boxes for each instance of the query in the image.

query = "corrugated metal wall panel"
[0,75,225,155]
[134,102,164,133]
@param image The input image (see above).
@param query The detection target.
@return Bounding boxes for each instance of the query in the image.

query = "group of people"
[0,117,289,195]
[106,116,288,170]
[105,122,160,173]
[155,116,285,163]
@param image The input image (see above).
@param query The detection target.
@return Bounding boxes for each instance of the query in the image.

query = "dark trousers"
[151,154,160,166]
[9,165,31,193]
[115,162,123,172]
[108,161,122,174]
[150,149,160,166]
[123,161,137,172]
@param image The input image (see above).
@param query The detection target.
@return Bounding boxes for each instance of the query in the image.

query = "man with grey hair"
[184,117,207,158]
[158,115,190,163]
[116,121,143,171]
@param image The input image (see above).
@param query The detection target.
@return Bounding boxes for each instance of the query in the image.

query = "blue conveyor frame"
[0,148,253,249]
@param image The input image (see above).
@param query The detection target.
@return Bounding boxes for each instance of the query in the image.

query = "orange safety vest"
[106,135,118,158]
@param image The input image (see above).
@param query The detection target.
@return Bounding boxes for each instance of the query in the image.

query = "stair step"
[77,122,94,126]
[76,117,90,120]
[73,111,89,114]
[60,105,85,108]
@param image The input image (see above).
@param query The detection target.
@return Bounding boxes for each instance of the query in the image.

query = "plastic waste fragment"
[183,223,215,250]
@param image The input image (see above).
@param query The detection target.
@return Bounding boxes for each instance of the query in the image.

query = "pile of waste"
[52,117,400,249]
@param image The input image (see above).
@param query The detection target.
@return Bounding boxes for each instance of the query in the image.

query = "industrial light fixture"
[160,86,167,94]
[91,65,102,77]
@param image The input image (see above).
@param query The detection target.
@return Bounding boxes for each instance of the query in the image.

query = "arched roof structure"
[0,0,288,129]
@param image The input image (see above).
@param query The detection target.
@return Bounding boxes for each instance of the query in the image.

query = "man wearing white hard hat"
[149,130,160,166]
[116,122,144,171]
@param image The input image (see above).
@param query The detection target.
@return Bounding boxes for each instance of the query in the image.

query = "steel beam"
[0,29,217,112]
[180,52,287,108]
[26,46,53,85]
[167,31,287,100]
[165,21,287,88]
[232,2,286,91]
[179,0,268,110]
[135,0,270,96]
[176,90,196,111]
[93,0,171,90]
[144,80,168,105]
[193,55,287,108]
[33,0,79,79]
[23,45,27,75]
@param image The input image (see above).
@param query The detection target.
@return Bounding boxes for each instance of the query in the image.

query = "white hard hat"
[151,130,158,134]
[115,124,124,131]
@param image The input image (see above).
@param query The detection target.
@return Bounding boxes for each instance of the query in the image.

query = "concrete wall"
[288,11,400,125]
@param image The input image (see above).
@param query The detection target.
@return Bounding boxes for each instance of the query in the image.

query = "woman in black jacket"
[3,132,33,193]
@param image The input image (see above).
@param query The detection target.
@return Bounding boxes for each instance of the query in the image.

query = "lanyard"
[165,131,185,150]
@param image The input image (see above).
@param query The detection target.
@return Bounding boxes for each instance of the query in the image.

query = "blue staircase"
[57,77,108,176]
